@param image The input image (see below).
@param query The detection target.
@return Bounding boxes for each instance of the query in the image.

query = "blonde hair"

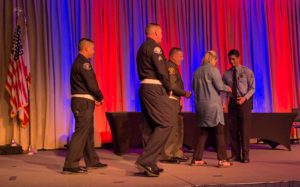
[202,50,218,65]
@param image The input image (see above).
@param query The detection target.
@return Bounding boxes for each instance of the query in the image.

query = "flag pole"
[21,9,36,155]
[27,79,36,155]
[10,4,21,148]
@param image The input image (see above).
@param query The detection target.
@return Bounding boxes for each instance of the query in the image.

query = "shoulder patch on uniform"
[153,46,162,54]
[168,67,176,75]
[83,62,92,70]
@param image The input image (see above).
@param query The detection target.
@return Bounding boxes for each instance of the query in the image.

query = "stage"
[1,144,300,187]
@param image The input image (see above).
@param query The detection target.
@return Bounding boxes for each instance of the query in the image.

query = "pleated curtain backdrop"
[0,0,299,150]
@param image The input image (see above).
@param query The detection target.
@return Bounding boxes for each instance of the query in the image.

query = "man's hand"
[185,91,192,98]
[237,96,246,105]
[227,87,232,93]
[95,100,104,106]
[169,90,173,96]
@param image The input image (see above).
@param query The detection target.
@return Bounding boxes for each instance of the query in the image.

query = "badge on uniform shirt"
[153,46,162,54]
[168,67,176,75]
[83,62,92,70]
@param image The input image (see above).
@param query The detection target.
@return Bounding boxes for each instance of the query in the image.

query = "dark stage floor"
[1,144,300,187]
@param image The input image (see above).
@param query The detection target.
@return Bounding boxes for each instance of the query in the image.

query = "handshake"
[184,91,192,98]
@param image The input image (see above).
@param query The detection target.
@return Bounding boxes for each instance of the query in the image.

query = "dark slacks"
[193,124,227,161]
[161,106,184,159]
[64,97,99,168]
[137,84,178,166]
[228,99,252,160]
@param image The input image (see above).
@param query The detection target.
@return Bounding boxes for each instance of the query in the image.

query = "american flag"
[5,25,30,128]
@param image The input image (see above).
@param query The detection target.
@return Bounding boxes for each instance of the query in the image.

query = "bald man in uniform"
[63,38,107,174]
[135,23,178,177]
[160,47,191,164]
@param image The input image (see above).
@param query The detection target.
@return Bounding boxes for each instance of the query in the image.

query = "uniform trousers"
[64,97,99,168]
[228,99,252,160]
[161,103,184,159]
[137,84,179,166]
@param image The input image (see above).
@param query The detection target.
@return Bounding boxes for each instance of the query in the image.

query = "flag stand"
[7,9,23,152]
[4,5,33,155]
[0,119,22,155]
[10,117,17,147]
[17,5,36,156]
[10,139,18,147]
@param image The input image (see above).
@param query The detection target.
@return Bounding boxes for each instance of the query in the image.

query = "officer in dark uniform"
[135,23,179,177]
[160,47,191,164]
[63,38,107,174]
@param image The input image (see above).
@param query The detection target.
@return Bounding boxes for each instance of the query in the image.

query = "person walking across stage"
[135,23,179,177]
[191,50,232,168]
[223,49,255,163]
[63,38,107,174]
[160,47,191,164]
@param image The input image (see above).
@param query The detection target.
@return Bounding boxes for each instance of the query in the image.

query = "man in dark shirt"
[135,23,178,177]
[160,47,191,164]
[63,38,107,174]
[223,49,255,163]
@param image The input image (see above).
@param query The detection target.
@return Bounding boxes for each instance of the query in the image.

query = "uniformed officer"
[160,47,191,164]
[135,23,178,177]
[63,38,107,174]
[223,49,255,163]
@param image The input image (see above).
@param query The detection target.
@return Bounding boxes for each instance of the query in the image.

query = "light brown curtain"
[0,0,99,150]
[1,0,300,150]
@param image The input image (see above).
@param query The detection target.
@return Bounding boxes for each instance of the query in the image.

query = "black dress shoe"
[80,166,88,171]
[88,162,108,169]
[228,156,242,162]
[154,165,164,172]
[144,166,163,175]
[62,167,88,175]
[174,155,189,162]
[135,162,159,177]
[160,158,181,164]
[242,159,250,163]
